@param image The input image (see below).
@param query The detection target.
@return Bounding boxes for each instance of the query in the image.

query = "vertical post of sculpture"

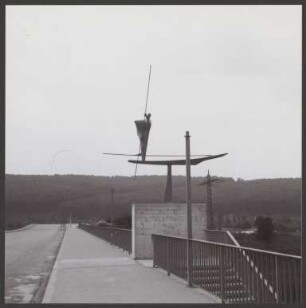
[185,131,193,286]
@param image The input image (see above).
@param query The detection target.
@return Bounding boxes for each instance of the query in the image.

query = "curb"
[5,224,34,233]
[42,225,68,303]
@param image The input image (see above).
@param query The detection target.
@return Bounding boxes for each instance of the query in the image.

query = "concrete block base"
[132,203,207,259]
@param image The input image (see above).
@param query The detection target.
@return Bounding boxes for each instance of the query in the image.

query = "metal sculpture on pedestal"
[103,65,229,204]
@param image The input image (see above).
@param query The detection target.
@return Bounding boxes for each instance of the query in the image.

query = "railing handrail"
[151,233,301,259]
[99,226,131,232]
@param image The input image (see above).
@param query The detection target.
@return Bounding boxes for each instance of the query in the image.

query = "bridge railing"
[152,233,301,304]
[80,224,132,253]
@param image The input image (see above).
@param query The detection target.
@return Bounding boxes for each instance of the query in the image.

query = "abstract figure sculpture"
[135,113,151,161]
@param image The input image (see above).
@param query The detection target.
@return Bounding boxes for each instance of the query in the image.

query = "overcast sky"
[6,5,301,179]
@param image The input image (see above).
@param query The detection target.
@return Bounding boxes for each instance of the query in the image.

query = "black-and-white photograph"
[5,4,302,304]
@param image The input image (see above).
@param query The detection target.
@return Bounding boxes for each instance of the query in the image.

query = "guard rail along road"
[79,224,131,253]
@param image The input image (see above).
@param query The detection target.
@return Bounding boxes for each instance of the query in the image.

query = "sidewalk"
[43,225,219,303]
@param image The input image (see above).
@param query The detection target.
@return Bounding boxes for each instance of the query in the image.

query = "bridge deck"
[43,225,219,303]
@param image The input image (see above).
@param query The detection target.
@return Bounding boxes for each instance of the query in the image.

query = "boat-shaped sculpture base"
[128,153,227,202]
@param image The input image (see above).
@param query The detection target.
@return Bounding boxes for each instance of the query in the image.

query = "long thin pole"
[144,64,152,116]
[185,131,193,286]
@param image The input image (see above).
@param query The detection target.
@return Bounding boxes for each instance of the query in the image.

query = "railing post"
[275,255,280,303]
[220,246,224,302]
[152,235,156,267]
[167,237,170,276]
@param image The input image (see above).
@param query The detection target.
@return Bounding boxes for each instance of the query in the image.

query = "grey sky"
[6,5,301,179]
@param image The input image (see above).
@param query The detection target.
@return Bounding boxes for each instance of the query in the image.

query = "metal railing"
[80,224,132,253]
[152,233,301,304]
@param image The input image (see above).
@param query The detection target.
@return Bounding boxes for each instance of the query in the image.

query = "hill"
[5,174,301,226]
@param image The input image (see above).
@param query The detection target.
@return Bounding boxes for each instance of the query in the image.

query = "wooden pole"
[185,131,193,286]
[111,188,114,224]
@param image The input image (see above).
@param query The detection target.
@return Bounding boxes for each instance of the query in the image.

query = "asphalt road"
[5,224,65,303]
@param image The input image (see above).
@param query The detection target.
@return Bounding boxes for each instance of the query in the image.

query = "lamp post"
[185,131,192,286]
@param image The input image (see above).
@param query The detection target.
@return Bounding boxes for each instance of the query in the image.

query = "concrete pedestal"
[132,203,207,259]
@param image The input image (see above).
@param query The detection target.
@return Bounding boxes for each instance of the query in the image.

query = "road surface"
[5,224,65,303]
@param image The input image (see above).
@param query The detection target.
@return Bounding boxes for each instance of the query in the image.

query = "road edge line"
[42,225,68,303]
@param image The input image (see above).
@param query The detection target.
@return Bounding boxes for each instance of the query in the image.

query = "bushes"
[234,232,301,255]
[255,216,274,241]
[112,215,131,228]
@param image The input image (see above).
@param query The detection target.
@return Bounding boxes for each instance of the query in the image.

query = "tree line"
[5,174,301,227]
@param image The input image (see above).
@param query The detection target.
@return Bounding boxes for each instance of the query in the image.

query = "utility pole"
[185,131,193,286]
[206,170,213,229]
[199,170,225,230]
[111,188,114,225]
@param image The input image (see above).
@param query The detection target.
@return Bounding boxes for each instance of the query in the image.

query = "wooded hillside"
[5,174,301,225]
